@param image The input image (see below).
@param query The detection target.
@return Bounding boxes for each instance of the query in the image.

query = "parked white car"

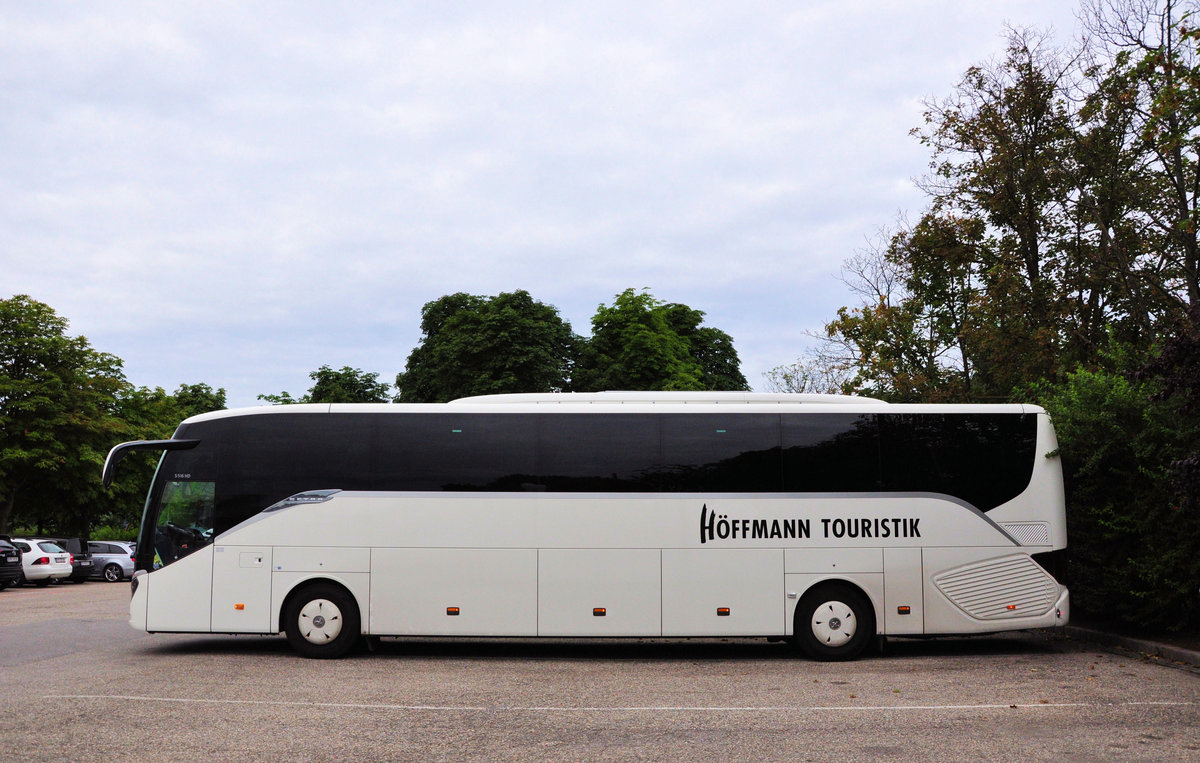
[10,538,72,586]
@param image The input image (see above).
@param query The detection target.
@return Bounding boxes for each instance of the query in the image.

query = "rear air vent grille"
[934,555,1058,620]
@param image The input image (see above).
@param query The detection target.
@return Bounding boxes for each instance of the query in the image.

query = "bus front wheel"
[794,583,875,661]
[283,582,361,659]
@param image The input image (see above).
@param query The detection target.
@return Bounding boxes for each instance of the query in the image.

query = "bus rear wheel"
[284,583,361,659]
[794,583,875,661]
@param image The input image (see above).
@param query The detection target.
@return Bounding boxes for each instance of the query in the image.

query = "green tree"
[914,29,1077,392]
[260,366,392,404]
[1081,0,1200,326]
[809,218,990,401]
[0,295,127,535]
[308,366,391,403]
[806,21,1176,400]
[1033,345,1200,631]
[660,303,750,391]
[572,289,748,392]
[396,290,577,403]
[792,32,1087,403]
[173,383,227,418]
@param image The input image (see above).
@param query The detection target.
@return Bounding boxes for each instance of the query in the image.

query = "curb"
[1064,625,1200,669]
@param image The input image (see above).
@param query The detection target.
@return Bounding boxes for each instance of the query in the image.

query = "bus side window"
[781,414,880,493]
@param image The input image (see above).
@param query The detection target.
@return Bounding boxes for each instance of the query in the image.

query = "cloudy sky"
[3,1,1081,407]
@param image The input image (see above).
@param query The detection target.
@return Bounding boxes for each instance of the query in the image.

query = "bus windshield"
[149,480,215,568]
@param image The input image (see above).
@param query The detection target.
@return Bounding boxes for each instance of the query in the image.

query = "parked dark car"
[0,537,22,589]
[43,537,94,583]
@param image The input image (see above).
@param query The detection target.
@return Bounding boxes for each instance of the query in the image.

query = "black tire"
[103,564,123,583]
[283,583,361,659]
[794,582,876,661]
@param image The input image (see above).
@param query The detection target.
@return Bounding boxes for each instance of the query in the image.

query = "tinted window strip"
[170,411,1039,536]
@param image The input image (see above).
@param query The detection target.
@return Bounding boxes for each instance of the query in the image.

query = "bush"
[88,524,139,542]
[1036,367,1200,633]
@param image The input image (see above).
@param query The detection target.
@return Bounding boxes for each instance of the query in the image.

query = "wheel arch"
[273,574,368,635]
[790,575,881,661]
[786,574,883,639]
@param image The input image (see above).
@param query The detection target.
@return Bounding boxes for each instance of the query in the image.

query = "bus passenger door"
[211,545,273,633]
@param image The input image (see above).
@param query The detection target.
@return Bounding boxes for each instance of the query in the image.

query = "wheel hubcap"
[298,598,343,644]
[811,600,856,646]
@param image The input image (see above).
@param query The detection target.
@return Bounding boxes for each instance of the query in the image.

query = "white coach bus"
[103,392,1069,660]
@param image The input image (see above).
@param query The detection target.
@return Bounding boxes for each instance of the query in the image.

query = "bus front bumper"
[1054,586,1070,627]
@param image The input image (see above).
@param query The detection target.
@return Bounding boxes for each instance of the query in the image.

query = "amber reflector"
[593,608,606,617]
[717,607,730,616]
[897,606,911,615]
[447,607,460,616]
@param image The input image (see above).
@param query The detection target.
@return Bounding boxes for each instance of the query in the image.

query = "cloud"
[1,1,1080,405]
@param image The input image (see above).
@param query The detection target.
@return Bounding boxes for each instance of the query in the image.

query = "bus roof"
[173,393,1043,427]
[448,392,887,405]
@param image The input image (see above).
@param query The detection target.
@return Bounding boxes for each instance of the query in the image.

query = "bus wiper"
[102,439,200,488]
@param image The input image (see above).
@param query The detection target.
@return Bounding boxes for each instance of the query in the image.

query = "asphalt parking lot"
[2,582,1198,761]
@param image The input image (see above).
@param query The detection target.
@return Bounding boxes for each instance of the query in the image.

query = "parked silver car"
[87,540,135,582]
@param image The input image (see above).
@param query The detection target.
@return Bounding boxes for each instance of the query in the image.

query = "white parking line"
[46,695,1198,713]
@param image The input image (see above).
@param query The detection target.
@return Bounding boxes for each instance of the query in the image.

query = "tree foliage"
[397,290,577,403]
[1035,354,1200,631]
[172,383,227,417]
[0,296,122,534]
[260,365,392,404]
[394,288,748,401]
[1082,0,1200,315]
[572,289,748,392]
[800,10,1200,403]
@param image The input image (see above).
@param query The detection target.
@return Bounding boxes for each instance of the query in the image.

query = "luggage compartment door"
[538,549,661,636]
